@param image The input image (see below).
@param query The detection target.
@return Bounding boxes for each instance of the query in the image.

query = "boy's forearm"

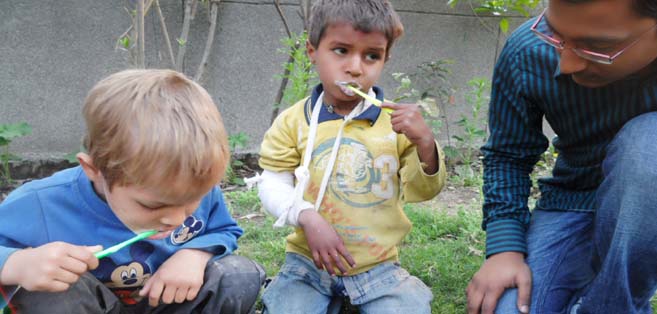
[416,138,439,175]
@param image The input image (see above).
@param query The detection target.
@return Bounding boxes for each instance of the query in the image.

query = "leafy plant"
[116,0,221,81]
[224,132,250,186]
[444,77,490,186]
[274,32,318,113]
[391,59,453,138]
[0,122,32,183]
[447,0,541,33]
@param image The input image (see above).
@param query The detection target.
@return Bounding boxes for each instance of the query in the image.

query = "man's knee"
[606,113,657,172]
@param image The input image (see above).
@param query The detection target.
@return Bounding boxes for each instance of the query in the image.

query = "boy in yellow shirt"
[252,0,446,313]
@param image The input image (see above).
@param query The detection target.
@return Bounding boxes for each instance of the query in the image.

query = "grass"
[226,188,657,312]
[226,189,486,313]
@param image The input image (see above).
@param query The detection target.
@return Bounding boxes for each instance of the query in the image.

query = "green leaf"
[119,36,131,49]
[0,122,32,141]
[177,38,186,47]
[447,0,459,7]
[499,18,510,33]
[443,146,460,159]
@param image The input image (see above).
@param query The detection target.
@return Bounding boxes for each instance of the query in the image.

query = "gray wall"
[0,0,540,160]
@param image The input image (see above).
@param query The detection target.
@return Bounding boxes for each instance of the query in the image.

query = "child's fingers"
[186,286,200,302]
[311,250,323,270]
[139,277,153,296]
[66,244,101,270]
[337,246,356,268]
[60,255,90,276]
[330,251,349,274]
[43,280,71,293]
[160,284,177,304]
[52,267,82,285]
[174,287,189,303]
[381,102,400,110]
[147,280,165,307]
[319,251,336,276]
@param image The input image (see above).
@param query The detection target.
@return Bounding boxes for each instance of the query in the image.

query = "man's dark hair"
[562,0,657,19]
[635,0,657,19]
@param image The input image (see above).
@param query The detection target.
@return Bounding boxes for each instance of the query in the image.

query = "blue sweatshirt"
[0,166,242,304]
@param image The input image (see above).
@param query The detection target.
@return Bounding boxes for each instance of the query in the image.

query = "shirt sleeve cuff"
[485,219,527,257]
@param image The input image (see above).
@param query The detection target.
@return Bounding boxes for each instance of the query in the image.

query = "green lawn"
[226,189,485,313]
[225,189,657,313]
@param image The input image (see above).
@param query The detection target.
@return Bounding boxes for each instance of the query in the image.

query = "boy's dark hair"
[561,0,657,19]
[308,0,404,60]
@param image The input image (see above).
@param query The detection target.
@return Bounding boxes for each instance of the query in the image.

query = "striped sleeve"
[480,28,549,257]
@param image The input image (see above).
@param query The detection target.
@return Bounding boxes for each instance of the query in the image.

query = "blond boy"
[0,69,264,313]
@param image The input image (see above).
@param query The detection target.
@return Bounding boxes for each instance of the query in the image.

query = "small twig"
[155,0,176,68]
[467,0,500,36]
[137,0,146,67]
[194,0,220,81]
[115,0,155,50]
[274,0,292,38]
[299,0,310,30]
[271,42,300,124]
[176,0,198,72]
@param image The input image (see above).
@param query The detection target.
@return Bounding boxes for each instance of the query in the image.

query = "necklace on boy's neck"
[324,102,335,113]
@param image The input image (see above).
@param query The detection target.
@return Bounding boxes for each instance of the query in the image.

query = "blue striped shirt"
[482,17,657,256]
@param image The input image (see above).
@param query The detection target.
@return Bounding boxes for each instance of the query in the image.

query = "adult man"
[466,0,657,313]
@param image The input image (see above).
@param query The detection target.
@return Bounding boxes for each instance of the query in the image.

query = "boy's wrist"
[297,209,320,228]
[0,249,25,285]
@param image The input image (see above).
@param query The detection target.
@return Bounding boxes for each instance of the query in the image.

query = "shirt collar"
[304,84,384,125]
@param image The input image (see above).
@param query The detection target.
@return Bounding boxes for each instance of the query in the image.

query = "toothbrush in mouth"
[335,81,393,114]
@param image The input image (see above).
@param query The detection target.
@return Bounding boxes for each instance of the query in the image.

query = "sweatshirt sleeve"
[178,187,243,258]
[399,139,447,203]
[0,190,49,280]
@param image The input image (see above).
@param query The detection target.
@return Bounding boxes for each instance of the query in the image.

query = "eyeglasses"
[530,9,657,65]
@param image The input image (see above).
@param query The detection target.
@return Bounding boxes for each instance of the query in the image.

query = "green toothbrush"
[94,230,157,259]
[345,85,394,114]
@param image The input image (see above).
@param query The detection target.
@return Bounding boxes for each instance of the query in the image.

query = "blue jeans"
[262,253,433,314]
[496,112,657,314]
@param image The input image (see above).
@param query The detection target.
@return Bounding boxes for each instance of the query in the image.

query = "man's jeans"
[262,252,433,314]
[11,254,265,314]
[495,112,657,314]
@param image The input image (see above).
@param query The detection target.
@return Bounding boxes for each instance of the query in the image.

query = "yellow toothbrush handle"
[346,86,393,113]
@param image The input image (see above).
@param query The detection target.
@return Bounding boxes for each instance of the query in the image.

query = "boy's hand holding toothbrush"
[1,242,102,292]
[343,83,439,175]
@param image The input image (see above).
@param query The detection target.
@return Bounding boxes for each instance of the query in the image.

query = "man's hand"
[298,210,356,275]
[139,249,212,307]
[466,251,532,314]
[0,242,101,292]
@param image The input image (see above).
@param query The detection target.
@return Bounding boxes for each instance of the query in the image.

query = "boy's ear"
[306,40,316,64]
[77,152,102,182]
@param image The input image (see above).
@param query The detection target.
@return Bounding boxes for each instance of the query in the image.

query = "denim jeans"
[495,112,657,314]
[11,254,265,314]
[262,253,433,314]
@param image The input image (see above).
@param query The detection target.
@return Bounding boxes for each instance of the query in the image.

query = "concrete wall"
[0,0,541,159]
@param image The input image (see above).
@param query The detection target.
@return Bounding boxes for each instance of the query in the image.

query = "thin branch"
[274,0,292,38]
[467,0,498,36]
[194,0,220,81]
[270,41,300,124]
[137,0,146,67]
[115,0,155,50]
[299,0,310,30]
[270,0,296,123]
[154,0,176,68]
[176,0,198,72]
